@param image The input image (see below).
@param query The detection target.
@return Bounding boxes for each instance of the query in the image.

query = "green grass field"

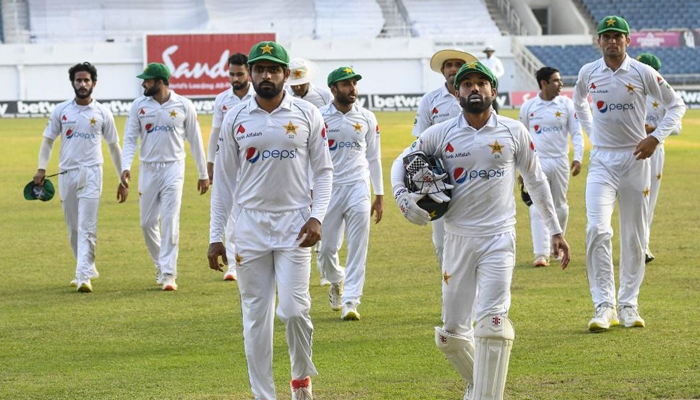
[1,109,699,400]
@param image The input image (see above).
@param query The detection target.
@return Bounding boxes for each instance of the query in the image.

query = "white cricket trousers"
[317,179,371,306]
[441,229,516,339]
[432,218,445,268]
[138,160,185,278]
[586,147,650,308]
[58,166,102,281]
[646,144,665,250]
[234,207,317,400]
[529,156,570,256]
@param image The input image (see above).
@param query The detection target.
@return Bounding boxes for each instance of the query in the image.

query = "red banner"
[145,33,275,96]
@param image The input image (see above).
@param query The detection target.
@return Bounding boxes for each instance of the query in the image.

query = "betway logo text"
[371,94,422,109]
[162,45,230,79]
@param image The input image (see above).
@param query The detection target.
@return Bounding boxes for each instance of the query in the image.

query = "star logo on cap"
[466,61,479,68]
[293,69,304,79]
[442,271,451,284]
[343,67,353,74]
[606,18,616,26]
[169,110,177,118]
[89,117,97,126]
[353,122,362,132]
[643,187,650,197]
[284,121,298,135]
[489,140,504,155]
[555,111,562,118]
[260,43,274,54]
[626,83,635,93]
[429,210,437,219]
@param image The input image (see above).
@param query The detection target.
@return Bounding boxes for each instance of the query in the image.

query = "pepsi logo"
[596,101,608,113]
[328,139,338,150]
[534,124,542,134]
[246,147,260,164]
[146,123,154,133]
[237,125,245,134]
[66,129,74,138]
[453,168,467,184]
[445,142,454,153]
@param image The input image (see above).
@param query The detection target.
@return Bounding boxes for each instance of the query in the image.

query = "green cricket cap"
[636,53,662,71]
[137,63,171,81]
[24,179,55,201]
[247,41,290,67]
[597,15,630,36]
[327,66,362,87]
[454,61,498,90]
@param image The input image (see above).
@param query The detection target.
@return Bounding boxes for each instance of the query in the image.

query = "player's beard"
[253,80,283,99]
[232,81,247,91]
[144,82,160,97]
[335,90,356,106]
[74,87,93,100]
[460,93,492,114]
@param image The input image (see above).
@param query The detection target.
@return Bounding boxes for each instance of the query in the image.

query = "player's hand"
[207,162,214,184]
[394,187,430,226]
[198,178,210,195]
[371,195,384,224]
[120,170,131,188]
[634,135,659,160]
[297,217,321,247]
[207,242,228,272]
[644,124,656,134]
[571,161,582,177]
[33,169,46,185]
[551,233,571,270]
[117,183,129,203]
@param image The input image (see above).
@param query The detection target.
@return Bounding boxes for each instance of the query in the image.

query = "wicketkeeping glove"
[394,187,431,225]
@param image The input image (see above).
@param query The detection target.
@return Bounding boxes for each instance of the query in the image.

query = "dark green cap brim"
[247,54,289,67]
[329,73,362,86]
[454,61,498,90]
[24,179,55,201]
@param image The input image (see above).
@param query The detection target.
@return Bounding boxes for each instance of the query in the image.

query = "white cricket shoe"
[291,377,313,400]
[341,303,360,321]
[463,384,474,400]
[618,306,645,328]
[223,268,237,281]
[76,279,93,293]
[71,269,99,287]
[533,255,549,267]
[588,304,619,332]
[162,274,178,291]
[329,282,343,311]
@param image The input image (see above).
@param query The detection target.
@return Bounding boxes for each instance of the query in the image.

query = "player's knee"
[276,300,310,324]
[475,314,514,340]
[586,222,612,239]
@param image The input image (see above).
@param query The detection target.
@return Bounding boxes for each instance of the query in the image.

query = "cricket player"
[636,53,682,264]
[121,62,210,291]
[207,52,256,282]
[392,61,570,400]
[519,67,584,267]
[412,48,478,270]
[317,66,383,320]
[573,16,686,331]
[208,41,333,400]
[33,62,125,293]
[287,58,332,108]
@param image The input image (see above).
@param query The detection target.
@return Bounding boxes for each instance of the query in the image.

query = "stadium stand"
[402,0,500,39]
[314,0,385,40]
[528,45,700,85]
[579,0,700,31]
[0,4,4,43]
[205,0,315,41]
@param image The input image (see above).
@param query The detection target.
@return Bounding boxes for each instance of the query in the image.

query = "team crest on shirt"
[169,110,178,118]
[89,117,97,126]
[353,122,362,132]
[488,140,504,157]
[283,121,298,138]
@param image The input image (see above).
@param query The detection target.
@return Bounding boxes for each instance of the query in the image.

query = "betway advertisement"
[145,33,275,96]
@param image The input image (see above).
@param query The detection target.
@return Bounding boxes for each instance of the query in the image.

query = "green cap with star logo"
[327,66,362,87]
[137,63,171,81]
[597,15,630,36]
[636,53,662,71]
[24,179,55,201]
[453,61,498,90]
[247,41,290,67]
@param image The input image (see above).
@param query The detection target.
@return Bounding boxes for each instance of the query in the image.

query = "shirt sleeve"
[209,114,239,243]
[518,100,530,128]
[411,94,431,137]
[183,100,209,180]
[645,69,687,144]
[307,107,334,223]
[211,95,224,129]
[573,65,594,140]
[567,99,584,162]
[365,112,384,195]
[207,127,221,163]
[121,101,141,173]
[514,123,562,235]
[43,106,61,140]
[101,107,120,145]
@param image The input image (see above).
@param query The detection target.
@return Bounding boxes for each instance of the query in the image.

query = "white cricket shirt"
[122,91,207,179]
[412,84,462,137]
[290,83,333,109]
[519,94,584,161]
[210,93,334,243]
[573,55,685,147]
[212,84,256,129]
[43,99,119,171]
[319,102,383,194]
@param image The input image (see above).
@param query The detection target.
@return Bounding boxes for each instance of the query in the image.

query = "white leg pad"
[473,315,515,400]
[435,327,475,384]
